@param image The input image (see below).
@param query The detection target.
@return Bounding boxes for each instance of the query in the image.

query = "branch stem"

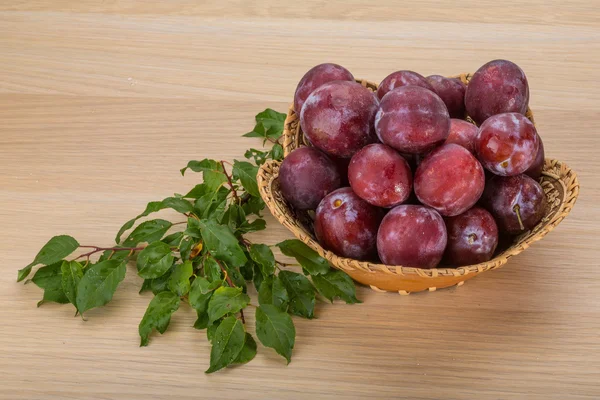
[220,160,241,204]
[76,245,146,260]
[210,252,246,324]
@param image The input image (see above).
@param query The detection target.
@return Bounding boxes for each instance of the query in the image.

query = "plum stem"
[467,234,477,245]
[220,160,241,204]
[513,204,525,230]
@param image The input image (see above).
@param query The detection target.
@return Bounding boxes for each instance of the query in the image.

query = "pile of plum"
[279,60,547,269]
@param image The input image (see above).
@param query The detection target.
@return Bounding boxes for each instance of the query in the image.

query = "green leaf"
[243,108,286,144]
[198,220,247,267]
[205,316,245,373]
[253,263,264,291]
[243,123,269,140]
[139,279,152,294]
[76,259,127,314]
[255,108,286,129]
[167,261,193,296]
[278,270,316,319]
[312,270,361,304]
[183,184,210,199]
[203,256,222,282]
[242,196,265,216]
[211,199,228,222]
[147,265,175,295]
[221,204,265,235]
[193,311,210,330]
[31,262,69,306]
[258,275,289,311]
[243,144,283,165]
[189,277,221,313]
[239,258,254,281]
[220,203,246,232]
[249,244,275,278]
[194,187,229,219]
[238,218,266,234]
[136,242,175,279]
[18,235,79,282]
[61,260,83,308]
[179,237,195,261]
[221,262,247,291]
[115,197,194,244]
[255,304,295,363]
[244,148,270,165]
[180,158,223,176]
[138,292,181,346]
[180,159,227,191]
[232,161,259,197]
[234,333,257,365]
[207,286,250,323]
[123,219,172,247]
[162,231,184,247]
[277,239,330,276]
[207,320,220,342]
[270,143,284,161]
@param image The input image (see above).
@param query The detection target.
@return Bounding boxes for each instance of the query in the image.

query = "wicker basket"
[257,74,580,294]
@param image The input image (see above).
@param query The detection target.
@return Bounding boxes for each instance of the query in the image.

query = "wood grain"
[1,2,599,399]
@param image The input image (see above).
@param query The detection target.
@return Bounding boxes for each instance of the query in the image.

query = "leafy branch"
[17,108,361,373]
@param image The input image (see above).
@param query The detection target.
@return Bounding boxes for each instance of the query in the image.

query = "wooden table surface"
[1,2,599,399]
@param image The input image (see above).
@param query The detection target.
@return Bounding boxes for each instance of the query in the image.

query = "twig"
[220,160,240,204]
[76,246,146,260]
[211,252,246,324]
[186,212,200,221]
[276,260,293,267]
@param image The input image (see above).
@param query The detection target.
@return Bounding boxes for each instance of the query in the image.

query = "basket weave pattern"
[257,74,579,293]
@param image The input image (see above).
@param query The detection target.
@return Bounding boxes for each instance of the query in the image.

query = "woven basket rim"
[259,74,579,280]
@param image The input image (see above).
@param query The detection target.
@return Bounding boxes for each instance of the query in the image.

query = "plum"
[446,118,478,154]
[375,86,450,154]
[376,70,434,100]
[524,135,545,181]
[293,63,354,114]
[300,81,379,158]
[415,144,485,216]
[377,205,447,268]
[481,174,547,234]
[427,75,466,118]
[348,143,412,208]
[443,207,499,266]
[465,59,530,124]
[314,187,384,260]
[476,112,539,176]
[279,147,341,210]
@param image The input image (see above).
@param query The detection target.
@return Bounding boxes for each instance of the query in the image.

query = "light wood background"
[1,1,599,399]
